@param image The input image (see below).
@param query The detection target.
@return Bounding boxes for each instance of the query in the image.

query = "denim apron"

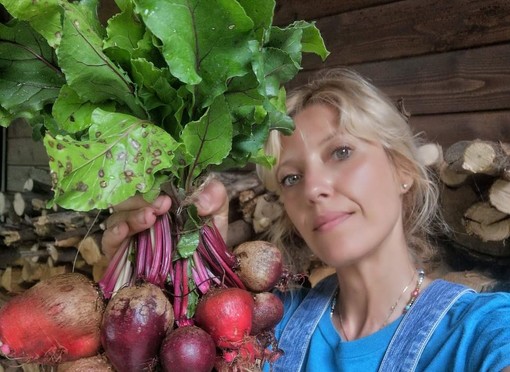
[272,275,474,372]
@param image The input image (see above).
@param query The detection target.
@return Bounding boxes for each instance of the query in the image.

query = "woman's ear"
[397,169,414,194]
[399,176,414,193]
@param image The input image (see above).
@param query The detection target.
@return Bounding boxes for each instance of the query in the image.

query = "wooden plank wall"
[4,0,510,191]
[5,120,49,192]
[274,0,510,148]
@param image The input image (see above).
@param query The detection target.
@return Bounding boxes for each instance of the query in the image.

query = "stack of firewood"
[0,180,109,293]
[419,140,510,272]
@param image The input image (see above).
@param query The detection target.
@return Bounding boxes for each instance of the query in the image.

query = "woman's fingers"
[195,179,229,241]
[101,181,229,260]
[101,195,172,259]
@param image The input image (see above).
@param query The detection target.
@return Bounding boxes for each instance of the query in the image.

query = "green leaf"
[177,231,199,259]
[130,58,184,136]
[52,84,116,133]
[134,0,254,107]
[44,108,180,210]
[262,47,300,97]
[286,20,330,61]
[0,107,14,127]
[0,0,62,47]
[236,0,275,42]
[182,95,232,183]
[56,2,144,118]
[103,3,145,66]
[267,26,304,68]
[0,21,65,123]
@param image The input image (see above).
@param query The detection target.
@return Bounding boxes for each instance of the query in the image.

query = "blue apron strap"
[272,274,338,372]
[378,279,475,372]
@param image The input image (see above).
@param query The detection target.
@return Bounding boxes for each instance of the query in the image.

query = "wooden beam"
[291,44,510,116]
[298,0,510,67]
[273,0,396,25]
[410,111,510,148]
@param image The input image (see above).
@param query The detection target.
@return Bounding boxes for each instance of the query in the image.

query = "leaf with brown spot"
[44,108,181,211]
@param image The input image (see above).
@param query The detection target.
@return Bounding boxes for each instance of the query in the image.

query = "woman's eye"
[333,146,352,160]
[280,174,301,187]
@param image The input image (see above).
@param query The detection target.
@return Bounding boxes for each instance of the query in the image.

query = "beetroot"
[234,241,283,292]
[101,282,174,372]
[57,354,114,371]
[194,287,254,348]
[251,292,284,335]
[160,325,216,372]
[0,273,104,365]
[216,336,276,372]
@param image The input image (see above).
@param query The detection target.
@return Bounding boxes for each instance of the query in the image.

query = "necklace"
[330,269,426,341]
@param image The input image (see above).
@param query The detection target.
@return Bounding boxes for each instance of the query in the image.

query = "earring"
[402,183,408,190]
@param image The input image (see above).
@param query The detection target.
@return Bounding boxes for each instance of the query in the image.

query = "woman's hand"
[101,179,229,259]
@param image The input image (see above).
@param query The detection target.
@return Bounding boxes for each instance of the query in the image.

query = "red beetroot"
[234,241,283,292]
[194,287,254,348]
[160,325,216,372]
[57,354,114,371]
[101,282,174,372]
[251,292,284,335]
[0,273,104,365]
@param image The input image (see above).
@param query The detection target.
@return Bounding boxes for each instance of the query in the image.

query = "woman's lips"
[313,212,351,232]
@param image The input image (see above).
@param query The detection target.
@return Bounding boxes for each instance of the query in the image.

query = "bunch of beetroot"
[0,212,288,372]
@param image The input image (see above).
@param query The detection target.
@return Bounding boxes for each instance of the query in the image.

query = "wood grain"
[290,44,510,116]
[297,0,510,67]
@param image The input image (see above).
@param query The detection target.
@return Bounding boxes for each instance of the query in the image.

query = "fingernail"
[137,211,147,224]
[153,195,164,209]
[110,224,119,234]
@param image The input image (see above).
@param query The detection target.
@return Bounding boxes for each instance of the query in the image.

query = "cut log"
[53,226,101,248]
[77,233,104,265]
[252,193,283,234]
[463,202,510,242]
[23,176,53,195]
[92,256,110,282]
[13,192,34,217]
[442,270,497,292]
[440,183,510,257]
[464,201,509,224]
[21,259,67,283]
[417,142,443,168]
[0,227,38,246]
[439,162,469,187]
[1,267,26,293]
[238,189,258,222]
[0,192,21,224]
[226,219,254,248]
[0,191,12,216]
[443,140,510,177]
[489,179,510,214]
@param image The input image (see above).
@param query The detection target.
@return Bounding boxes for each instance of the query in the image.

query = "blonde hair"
[257,68,443,270]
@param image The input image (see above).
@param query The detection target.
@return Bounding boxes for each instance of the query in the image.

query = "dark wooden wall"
[274,0,510,148]
[4,0,510,191]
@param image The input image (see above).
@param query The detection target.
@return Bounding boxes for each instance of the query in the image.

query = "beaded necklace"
[330,269,426,341]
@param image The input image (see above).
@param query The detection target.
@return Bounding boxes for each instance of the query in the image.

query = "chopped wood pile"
[418,140,510,274]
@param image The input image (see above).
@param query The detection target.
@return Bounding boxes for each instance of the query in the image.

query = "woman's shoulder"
[446,281,510,325]
[420,283,510,370]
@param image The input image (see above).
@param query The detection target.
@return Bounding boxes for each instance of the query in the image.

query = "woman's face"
[276,103,408,267]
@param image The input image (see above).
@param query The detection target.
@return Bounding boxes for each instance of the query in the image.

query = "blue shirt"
[267,286,510,371]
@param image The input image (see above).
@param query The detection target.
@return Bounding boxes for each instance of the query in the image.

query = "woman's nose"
[303,165,334,202]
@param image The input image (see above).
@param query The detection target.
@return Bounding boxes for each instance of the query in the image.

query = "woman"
[102,69,510,371]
